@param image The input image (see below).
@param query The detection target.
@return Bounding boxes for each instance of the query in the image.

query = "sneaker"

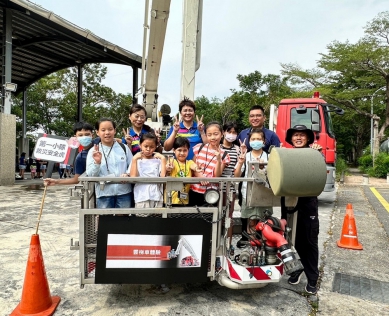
[305,281,318,295]
[288,270,303,285]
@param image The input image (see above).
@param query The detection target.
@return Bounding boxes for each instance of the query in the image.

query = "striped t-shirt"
[191,143,230,194]
[166,121,202,160]
[122,127,152,155]
[220,144,239,193]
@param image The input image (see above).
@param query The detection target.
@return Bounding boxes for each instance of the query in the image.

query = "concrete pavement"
[1,178,389,315]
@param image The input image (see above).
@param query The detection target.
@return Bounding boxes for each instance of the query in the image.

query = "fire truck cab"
[269,92,344,192]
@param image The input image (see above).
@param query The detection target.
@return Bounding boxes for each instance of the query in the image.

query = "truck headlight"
[204,188,220,205]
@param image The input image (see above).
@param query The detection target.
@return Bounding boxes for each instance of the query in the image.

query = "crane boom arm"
[143,0,171,121]
[174,237,198,260]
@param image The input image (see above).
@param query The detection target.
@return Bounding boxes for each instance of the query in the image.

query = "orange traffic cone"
[337,203,363,250]
[11,234,61,316]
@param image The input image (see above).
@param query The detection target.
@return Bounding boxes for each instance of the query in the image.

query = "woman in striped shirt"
[188,121,230,206]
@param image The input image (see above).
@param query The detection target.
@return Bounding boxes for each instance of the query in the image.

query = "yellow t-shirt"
[166,159,195,205]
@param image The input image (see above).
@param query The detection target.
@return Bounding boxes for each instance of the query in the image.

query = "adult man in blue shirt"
[237,105,280,152]
[236,105,281,248]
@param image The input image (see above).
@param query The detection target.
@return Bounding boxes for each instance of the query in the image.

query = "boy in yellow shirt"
[166,137,201,205]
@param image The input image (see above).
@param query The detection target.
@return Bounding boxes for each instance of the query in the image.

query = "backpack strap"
[118,142,127,155]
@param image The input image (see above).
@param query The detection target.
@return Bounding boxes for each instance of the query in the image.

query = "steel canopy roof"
[0,0,142,94]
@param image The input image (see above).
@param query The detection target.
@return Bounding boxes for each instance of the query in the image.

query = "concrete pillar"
[77,64,83,121]
[0,113,16,185]
[17,137,29,158]
[18,88,29,155]
[132,65,138,105]
[2,8,13,114]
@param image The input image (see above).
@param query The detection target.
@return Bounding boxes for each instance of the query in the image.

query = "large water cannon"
[246,147,327,210]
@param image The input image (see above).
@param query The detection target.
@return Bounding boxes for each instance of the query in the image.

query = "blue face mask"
[250,140,264,150]
[77,136,92,147]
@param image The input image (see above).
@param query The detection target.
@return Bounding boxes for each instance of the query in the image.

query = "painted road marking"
[370,187,389,213]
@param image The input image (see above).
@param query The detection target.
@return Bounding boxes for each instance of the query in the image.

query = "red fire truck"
[269,92,344,192]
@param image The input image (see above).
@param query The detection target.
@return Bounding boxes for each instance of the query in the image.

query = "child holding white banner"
[126,132,167,208]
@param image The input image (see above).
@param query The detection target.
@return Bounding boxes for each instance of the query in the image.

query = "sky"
[32,0,388,114]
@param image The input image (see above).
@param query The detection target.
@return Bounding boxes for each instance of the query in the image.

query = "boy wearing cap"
[283,125,322,295]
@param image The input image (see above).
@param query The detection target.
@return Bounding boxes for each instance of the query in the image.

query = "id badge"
[179,191,188,199]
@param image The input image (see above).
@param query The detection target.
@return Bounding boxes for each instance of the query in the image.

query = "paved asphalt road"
[1,178,388,315]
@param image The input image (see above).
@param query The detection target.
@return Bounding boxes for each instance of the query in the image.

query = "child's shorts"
[135,200,163,209]
[30,168,37,173]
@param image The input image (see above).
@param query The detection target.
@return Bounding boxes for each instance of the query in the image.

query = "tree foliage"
[281,11,389,162]
[12,63,133,142]
[194,71,295,133]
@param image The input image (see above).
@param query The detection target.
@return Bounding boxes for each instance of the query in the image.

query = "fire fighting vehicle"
[68,0,329,289]
[269,93,344,192]
[70,147,327,288]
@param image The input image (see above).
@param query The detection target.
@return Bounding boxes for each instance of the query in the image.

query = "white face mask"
[224,133,237,142]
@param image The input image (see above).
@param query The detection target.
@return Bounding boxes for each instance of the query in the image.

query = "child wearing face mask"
[44,121,95,186]
[234,128,270,248]
[220,122,241,248]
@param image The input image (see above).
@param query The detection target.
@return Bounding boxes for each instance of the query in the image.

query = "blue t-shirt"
[74,149,88,175]
[166,121,203,160]
[237,127,280,153]
[19,157,26,165]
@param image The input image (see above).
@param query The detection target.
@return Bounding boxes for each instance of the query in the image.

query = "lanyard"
[203,144,216,173]
[101,142,114,172]
[175,159,187,177]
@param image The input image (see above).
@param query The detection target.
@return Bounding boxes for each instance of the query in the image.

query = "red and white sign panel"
[106,234,203,268]
[33,137,69,162]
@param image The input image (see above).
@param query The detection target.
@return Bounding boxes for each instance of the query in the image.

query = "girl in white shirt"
[127,132,167,208]
[234,128,269,247]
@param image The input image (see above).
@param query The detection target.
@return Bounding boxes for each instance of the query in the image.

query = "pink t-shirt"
[191,143,230,194]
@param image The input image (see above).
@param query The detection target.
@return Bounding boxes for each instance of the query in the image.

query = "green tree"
[281,11,389,162]
[12,64,133,141]
[194,96,222,125]
[223,71,295,131]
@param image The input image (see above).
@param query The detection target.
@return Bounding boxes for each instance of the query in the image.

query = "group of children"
[49,113,268,216]
[44,104,320,295]
[18,153,47,180]
[44,108,270,247]
[85,117,269,224]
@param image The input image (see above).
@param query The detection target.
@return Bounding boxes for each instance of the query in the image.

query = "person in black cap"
[283,125,322,295]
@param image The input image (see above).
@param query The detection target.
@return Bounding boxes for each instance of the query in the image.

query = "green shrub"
[358,154,373,173]
[372,153,389,178]
[335,157,348,175]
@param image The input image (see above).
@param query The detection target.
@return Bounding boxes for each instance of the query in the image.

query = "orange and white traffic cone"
[337,203,363,250]
[11,234,60,316]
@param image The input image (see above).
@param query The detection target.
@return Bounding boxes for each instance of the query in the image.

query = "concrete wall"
[0,113,16,185]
